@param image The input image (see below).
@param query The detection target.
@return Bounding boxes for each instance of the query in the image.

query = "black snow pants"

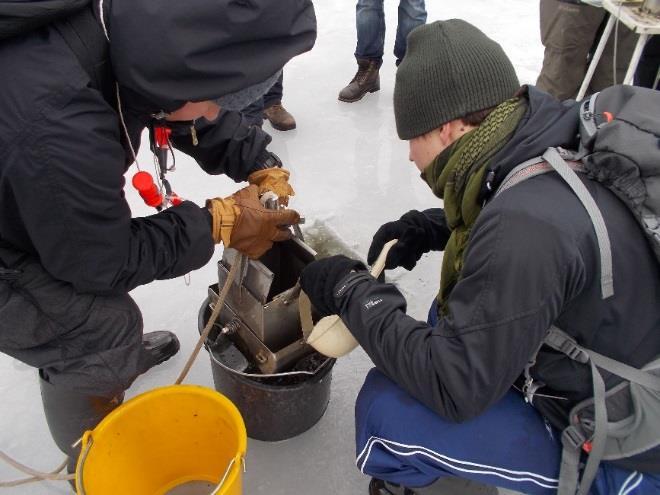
[0,247,149,397]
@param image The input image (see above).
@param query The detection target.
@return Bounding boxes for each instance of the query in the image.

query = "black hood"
[104,0,316,111]
[481,86,581,201]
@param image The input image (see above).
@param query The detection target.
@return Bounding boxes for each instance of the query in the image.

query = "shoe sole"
[338,86,380,103]
[268,121,297,131]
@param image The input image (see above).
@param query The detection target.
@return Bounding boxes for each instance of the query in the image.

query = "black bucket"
[199,298,335,441]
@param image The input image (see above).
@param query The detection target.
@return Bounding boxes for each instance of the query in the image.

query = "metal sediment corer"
[200,228,336,441]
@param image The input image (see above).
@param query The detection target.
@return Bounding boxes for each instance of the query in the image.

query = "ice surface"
[0,1,541,493]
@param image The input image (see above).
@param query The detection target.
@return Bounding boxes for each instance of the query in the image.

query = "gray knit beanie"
[394,20,520,140]
[215,70,282,111]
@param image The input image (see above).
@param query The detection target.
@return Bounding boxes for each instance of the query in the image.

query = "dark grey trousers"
[536,0,637,100]
[0,250,148,397]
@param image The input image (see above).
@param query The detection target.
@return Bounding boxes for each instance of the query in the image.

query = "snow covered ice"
[0,1,542,493]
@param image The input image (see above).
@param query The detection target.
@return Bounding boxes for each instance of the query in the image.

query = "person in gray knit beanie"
[298,14,660,495]
[394,19,520,140]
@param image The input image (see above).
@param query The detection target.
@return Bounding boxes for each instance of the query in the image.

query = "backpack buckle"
[545,328,590,364]
[560,341,590,363]
[562,425,587,451]
[0,267,21,281]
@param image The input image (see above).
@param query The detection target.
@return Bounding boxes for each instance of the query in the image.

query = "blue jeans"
[354,303,660,494]
[355,0,427,65]
[241,72,284,127]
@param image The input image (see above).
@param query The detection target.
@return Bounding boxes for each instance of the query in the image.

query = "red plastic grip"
[132,171,163,207]
[169,193,183,206]
[154,126,171,148]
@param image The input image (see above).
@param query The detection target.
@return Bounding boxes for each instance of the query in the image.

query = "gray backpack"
[496,85,660,495]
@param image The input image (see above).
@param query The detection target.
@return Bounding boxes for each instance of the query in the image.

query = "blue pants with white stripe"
[354,307,660,494]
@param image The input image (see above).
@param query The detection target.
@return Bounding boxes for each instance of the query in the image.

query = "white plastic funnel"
[299,239,397,358]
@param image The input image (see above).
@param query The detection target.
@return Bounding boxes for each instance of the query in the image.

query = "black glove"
[299,255,366,317]
[253,150,283,171]
[367,209,451,271]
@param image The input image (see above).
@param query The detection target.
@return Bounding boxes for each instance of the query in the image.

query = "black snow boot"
[369,478,415,495]
[369,477,499,495]
[141,330,180,371]
[40,372,124,486]
[338,59,380,102]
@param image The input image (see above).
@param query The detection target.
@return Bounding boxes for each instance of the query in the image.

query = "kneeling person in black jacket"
[300,20,660,495]
[0,0,315,476]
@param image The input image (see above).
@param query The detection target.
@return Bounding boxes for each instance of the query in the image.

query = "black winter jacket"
[336,88,660,424]
[0,0,316,294]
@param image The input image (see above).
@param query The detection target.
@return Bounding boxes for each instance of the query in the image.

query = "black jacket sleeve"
[22,85,215,295]
[335,198,587,422]
[170,110,272,183]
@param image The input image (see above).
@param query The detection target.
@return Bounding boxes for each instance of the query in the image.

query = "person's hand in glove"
[206,184,299,259]
[248,167,295,206]
[299,255,366,317]
[367,209,451,271]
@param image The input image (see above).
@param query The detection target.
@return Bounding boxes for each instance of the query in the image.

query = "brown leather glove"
[247,168,295,206]
[206,185,300,259]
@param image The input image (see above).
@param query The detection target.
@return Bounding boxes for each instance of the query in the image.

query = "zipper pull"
[485,169,496,191]
[190,124,199,146]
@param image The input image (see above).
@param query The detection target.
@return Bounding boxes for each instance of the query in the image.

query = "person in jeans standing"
[242,72,297,131]
[338,0,427,103]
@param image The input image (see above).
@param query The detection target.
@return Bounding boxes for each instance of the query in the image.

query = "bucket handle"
[75,431,94,495]
[210,455,246,495]
[75,432,244,495]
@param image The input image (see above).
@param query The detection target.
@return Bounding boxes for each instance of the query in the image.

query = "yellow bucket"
[75,385,246,495]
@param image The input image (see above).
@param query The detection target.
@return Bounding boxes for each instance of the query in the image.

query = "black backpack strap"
[53,5,113,103]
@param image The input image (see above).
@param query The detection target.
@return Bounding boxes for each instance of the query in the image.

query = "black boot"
[369,477,499,495]
[338,59,380,103]
[369,478,414,495]
[141,330,180,371]
[40,372,124,487]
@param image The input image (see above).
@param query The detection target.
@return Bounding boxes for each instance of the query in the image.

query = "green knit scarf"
[421,97,527,316]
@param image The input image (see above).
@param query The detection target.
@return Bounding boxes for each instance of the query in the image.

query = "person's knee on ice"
[34,289,178,397]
